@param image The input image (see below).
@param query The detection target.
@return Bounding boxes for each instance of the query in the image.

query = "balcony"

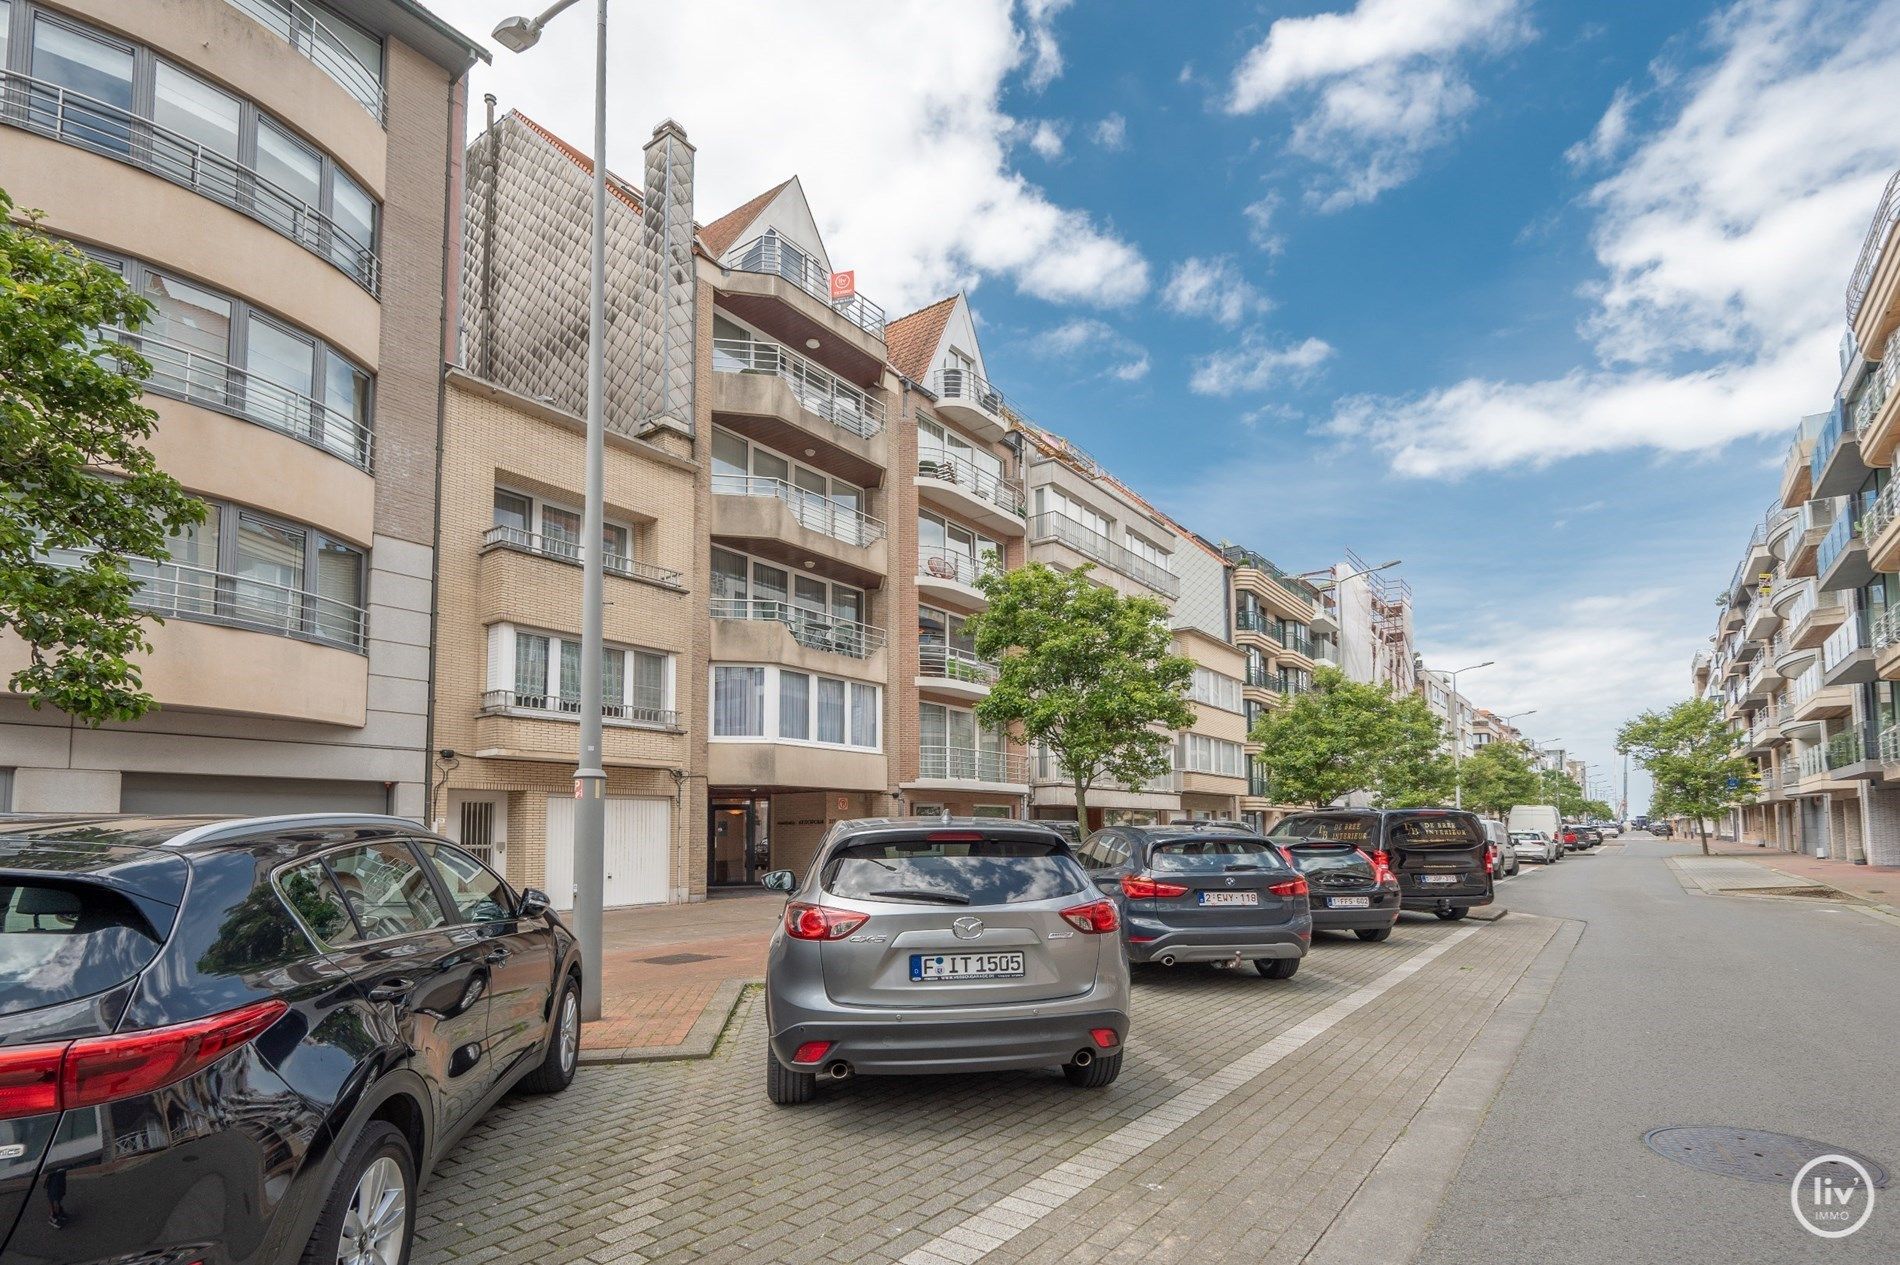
[910,746,1029,791]
[1826,729,1878,780]
[916,645,999,702]
[1742,589,1781,644]
[1783,500,1836,579]
[1881,722,1900,767]
[1858,336,1900,467]
[1866,479,1900,574]
[1766,502,1801,555]
[711,337,885,468]
[1874,606,1900,681]
[917,547,994,609]
[711,598,886,660]
[916,448,1027,537]
[712,476,887,587]
[1810,399,1864,499]
[1027,512,1180,599]
[1032,750,1180,799]
[481,525,685,590]
[225,0,385,121]
[1730,524,1769,600]
[1787,661,1854,724]
[717,233,885,384]
[926,366,1013,442]
[479,689,679,731]
[0,72,378,294]
[1816,510,1871,593]
[1847,167,1900,358]
[1783,583,1848,652]
[1225,547,1319,618]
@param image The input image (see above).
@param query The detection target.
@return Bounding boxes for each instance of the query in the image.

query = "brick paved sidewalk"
[582,890,780,1061]
[1701,842,1900,916]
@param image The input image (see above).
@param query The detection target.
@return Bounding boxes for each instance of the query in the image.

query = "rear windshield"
[1149,838,1291,874]
[1282,844,1372,878]
[1509,833,1545,842]
[0,880,164,1017]
[823,836,1087,906]
[1386,816,1484,847]
[1269,816,1373,843]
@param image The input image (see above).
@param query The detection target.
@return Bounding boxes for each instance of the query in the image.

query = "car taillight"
[1120,874,1189,899]
[0,999,286,1123]
[784,903,869,941]
[1365,849,1396,886]
[1268,876,1309,897]
[1060,899,1120,933]
[1484,845,1497,871]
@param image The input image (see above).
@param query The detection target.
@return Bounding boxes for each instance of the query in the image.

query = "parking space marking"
[895,924,1484,1265]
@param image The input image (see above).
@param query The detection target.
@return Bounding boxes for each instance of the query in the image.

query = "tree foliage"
[1248,666,1454,807]
[1460,741,1544,818]
[965,563,1195,830]
[1,189,204,722]
[1617,699,1755,855]
[1374,689,1456,808]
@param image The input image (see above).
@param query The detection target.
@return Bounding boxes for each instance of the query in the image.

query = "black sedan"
[0,813,580,1265]
[1273,838,1402,941]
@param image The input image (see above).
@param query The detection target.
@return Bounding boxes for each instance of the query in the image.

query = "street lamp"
[493,0,610,1022]
[1293,559,1401,592]
[1429,659,1494,810]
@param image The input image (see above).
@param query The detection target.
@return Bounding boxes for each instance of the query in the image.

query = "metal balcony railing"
[0,72,379,293]
[711,597,886,658]
[712,475,886,547]
[103,326,372,470]
[481,525,685,588]
[711,337,884,439]
[1789,663,1825,708]
[1881,723,1900,765]
[917,745,1027,784]
[1855,365,1890,436]
[1221,546,1321,601]
[916,547,996,589]
[1847,167,1900,324]
[1826,729,1865,770]
[1245,666,1276,689]
[40,546,365,651]
[725,233,886,339]
[1027,511,1180,598]
[1248,767,1273,798]
[1866,480,1900,545]
[1822,615,1867,673]
[918,644,999,686]
[916,447,1026,518]
[1799,745,1828,779]
[1875,606,1900,652]
[927,366,1012,420]
[480,689,678,729]
[224,0,385,121]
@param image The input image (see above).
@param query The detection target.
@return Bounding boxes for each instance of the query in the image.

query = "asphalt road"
[1415,833,1900,1264]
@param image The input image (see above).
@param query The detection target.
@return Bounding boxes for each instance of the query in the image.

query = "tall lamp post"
[493,0,610,1021]
[1436,660,1494,809]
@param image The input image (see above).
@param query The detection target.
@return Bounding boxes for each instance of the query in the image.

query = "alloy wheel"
[339,1156,407,1265]
[559,988,580,1074]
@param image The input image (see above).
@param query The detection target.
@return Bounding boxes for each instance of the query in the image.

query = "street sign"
[1726,776,1741,789]
[829,270,855,301]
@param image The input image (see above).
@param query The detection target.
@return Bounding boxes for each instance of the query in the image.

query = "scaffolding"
[1345,547,1415,693]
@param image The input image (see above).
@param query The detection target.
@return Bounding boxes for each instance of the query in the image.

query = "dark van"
[1267,809,1494,920]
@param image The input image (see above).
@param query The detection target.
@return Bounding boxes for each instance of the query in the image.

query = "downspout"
[479,94,498,381]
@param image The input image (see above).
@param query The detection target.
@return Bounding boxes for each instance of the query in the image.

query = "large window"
[486,625,676,726]
[711,427,865,510]
[1179,733,1246,778]
[917,509,1001,586]
[1035,486,1112,539]
[1189,666,1243,712]
[711,664,880,751]
[919,702,1007,780]
[491,486,636,570]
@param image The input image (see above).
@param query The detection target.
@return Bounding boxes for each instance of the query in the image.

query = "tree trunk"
[1072,776,1089,837]
[1699,817,1709,856]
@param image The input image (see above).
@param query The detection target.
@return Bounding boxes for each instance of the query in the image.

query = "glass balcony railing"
[1875,607,1900,652]
[1799,745,1828,779]
[726,233,886,340]
[711,337,885,438]
[1816,511,1859,577]
[918,644,998,686]
[712,475,886,547]
[1810,399,1851,488]
[711,598,886,659]
[1881,722,1900,765]
[1822,614,1867,673]
[1027,512,1179,598]
[1826,729,1865,770]
[1789,663,1825,708]
[1848,167,1900,324]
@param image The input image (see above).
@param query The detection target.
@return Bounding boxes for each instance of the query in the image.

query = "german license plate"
[1198,890,1259,906]
[1326,896,1371,908]
[1420,874,1461,885]
[910,952,1025,981]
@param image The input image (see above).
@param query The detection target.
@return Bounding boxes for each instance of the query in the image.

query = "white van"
[1508,805,1562,846]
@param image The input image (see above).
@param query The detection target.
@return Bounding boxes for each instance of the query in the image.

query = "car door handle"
[365,979,415,1002]
[484,948,511,964]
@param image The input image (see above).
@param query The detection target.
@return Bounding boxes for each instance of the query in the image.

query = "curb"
[578,978,759,1066]
[1466,905,1509,922]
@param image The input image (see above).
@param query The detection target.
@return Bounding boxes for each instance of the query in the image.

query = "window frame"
[271,838,457,952]
[708,663,881,752]
[486,623,677,727]
[491,483,641,569]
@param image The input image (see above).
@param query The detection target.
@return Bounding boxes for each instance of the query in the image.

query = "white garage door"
[544,795,671,909]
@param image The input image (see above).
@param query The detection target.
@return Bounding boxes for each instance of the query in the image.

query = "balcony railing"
[1799,745,1828,779]
[104,326,371,470]
[1822,614,1867,673]
[480,689,678,729]
[1027,512,1180,598]
[1847,167,1900,324]
[1798,498,1837,537]
[916,447,1027,518]
[1866,480,1900,545]
[1809,399,1851,488]
[928,366,1012,420]
[725,233,885,340]
[1854,363,1891,436]
[0,72,378,293]
[40,546,364,651]
[917,547,996,590]
[711,598,886,658]
[711,337,884,439]
[1248,765,1272,798]
[918,644,999,687]
[481,525,685,589]
[225,0,385,121]
[1881,723,1900,765]
[712,475,886,547]
[917,745,1027,784]
[1789,663,1825,708]
[1826,729,1865,770]
[1816,511,1859,577]
[1245,666,1276,689]
[1875,606,1900,652]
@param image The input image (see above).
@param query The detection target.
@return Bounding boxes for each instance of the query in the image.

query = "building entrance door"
[710,800,760,886]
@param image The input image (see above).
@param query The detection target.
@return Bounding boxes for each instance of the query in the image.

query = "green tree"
[2,189,203,723]
[965,563,1194,832]
[1250,666,1395,806]
[1460,741,1543,819]
[1617,699,1756,855]
[1375,689,1456,807]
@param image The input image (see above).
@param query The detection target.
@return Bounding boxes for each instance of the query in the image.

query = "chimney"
[639,118,696,432]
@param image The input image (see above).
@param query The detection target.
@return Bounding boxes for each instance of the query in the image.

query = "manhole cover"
[1643,1127,1889,1186]
[641,952,715,965]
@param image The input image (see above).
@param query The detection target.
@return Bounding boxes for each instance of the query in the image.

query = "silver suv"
[760,818,1132,1105]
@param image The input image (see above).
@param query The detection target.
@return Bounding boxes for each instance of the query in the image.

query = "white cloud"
[465,0,1147,311]
[1026,120,1066,160]
[1565,86,1634,170]
[1226,0,1530,208]
[1243,193,1286,253]
[1091,112,1128,150]
[1108,353,1152,381]
[1331,0,1900,477]
[1189,334,1336,395]
[1161,256,1272,325]
[1032,317,1150,382]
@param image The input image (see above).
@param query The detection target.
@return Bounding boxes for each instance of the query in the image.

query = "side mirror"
[517,888,552,918]
[761,869,796,893]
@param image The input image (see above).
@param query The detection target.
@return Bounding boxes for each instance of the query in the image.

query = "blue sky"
[466,0,1900,809]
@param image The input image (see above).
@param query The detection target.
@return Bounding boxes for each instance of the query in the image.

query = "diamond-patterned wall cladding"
[460,113,695,438]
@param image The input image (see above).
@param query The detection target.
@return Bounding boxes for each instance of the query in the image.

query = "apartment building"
[882,294,1032,821]
[0,0,482,815]
[448,110,705,904]
[1422,669,1479,758]
[1222,543,1336,829]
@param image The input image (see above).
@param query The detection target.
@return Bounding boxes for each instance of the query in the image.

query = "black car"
[1076,824,1312,978]
[1267,809,1494,921]
[1269,835,1402,941]
[0,813,581,1265]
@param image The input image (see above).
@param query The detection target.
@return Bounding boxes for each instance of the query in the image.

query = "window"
[31,16,135,154]
[711,546,868,632]
[779,671,811,740]
[1,876,163,1018]
[152,63,240,199]
[139,271,232,403]
[329,170,376,272]
[491,486,641,571]
[918,509,1000,581]
[710,428,866,509]
[420,843,513,924]
[321,842,449,942]
[1036,486,1111,539]
[710,664,880,750]
[235,513,304,628]
[1124,529,1171,571]
[1179,733,1245,778]
[491,625,675,724]
[714,665,766,737]
[850,682,879,748]
[817,678,846,744]
[494,489,531,534]
[1190,667,1243,712]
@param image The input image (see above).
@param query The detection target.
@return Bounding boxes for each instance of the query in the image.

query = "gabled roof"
[884,294,959,382]
[700,178,794,259]
[510,111,644,215]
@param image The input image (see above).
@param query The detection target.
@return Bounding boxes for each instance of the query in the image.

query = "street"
[410,833,1900,1265]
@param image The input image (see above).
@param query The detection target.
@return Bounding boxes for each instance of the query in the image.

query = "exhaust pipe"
[1159,953,1177,967]
[826,1060,854,1080]
[1072,1048,1094,1068]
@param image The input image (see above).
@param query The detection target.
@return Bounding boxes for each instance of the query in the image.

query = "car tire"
[517,972,581,1095]
[1354,927,1392,942]
[1436,909,1469,921]
[1254,957,1300,979]
[767,1045,818,1105]
[1062,1050,1122,1088]
[300,1121,415,1265]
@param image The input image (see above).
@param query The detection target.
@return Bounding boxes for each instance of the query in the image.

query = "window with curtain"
[633,650,668,716]
[601,648,626,715]
[817,678,846,744]
[850,683,878,748]
[493,489,531,533]
[557,641,581,708]
[779,671,810,740]
[313,536,361,644]
[514,633,550,701]
[711,548,747,607]
[541,506,581,559]
[714,666,765,737]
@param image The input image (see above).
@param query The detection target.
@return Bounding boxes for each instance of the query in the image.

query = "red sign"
[829,270,855,301]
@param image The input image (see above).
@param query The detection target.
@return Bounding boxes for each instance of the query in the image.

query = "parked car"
[1272,835,1402,942]
[1562,825,1602,849]
[1651,822,1674,837]
[1269,809,1494,920]
[1510,830,1561,864]
[0,813,580,1265]
[1075,823,1313,972]
[760,819,1130,1104]
[1507,804,1563,850]
[1478,818,1520,878]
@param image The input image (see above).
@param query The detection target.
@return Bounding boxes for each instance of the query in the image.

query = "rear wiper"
[866,888,971,905]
